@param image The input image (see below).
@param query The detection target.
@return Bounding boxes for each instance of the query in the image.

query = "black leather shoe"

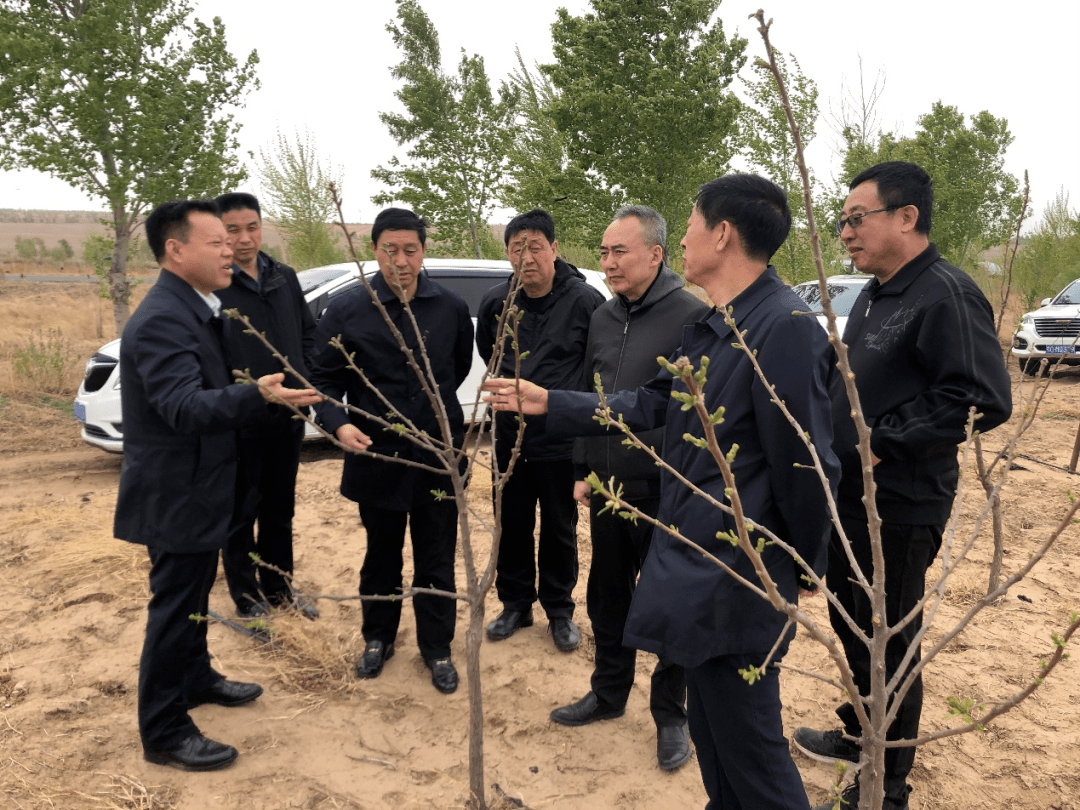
[657,723,692,771]
[188,679,263,708]
[144,732,238,771]
[355,640,394,679]
[486,608,533,641]
[236,600,271,620]
[550,617,580,652]
[549,692,625,726]
[425,657,459,694]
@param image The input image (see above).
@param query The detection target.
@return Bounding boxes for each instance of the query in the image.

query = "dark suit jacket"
[113,269,270,552]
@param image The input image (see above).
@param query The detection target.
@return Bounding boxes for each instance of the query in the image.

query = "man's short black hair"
[371,207,427,247]
[145,199,221,263]
[849,161,933,235]
[504,208,555,247]
[215,192,261,218]
[695,174,791,263]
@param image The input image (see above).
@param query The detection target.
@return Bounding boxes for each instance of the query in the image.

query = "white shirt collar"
[195,290,222,318]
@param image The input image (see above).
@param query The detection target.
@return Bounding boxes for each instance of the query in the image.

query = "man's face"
[171,211,234,295]
[506,229,558,297]
[221,207,262,270]
[839,181,902,278]
[600,217,663,301]
[372,228,425,299]
[680,208,718,288]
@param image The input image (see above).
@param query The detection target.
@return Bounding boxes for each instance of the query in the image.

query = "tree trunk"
[108,206,134,334]
[466,595,487,809]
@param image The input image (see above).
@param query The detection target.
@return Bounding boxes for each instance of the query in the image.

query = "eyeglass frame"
[834,206,901,236]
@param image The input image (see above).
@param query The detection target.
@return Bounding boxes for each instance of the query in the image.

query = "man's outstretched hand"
[254,372,322,407]
[481,378,550,415]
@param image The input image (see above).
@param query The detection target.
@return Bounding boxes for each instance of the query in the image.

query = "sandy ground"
[2,294,1079,808]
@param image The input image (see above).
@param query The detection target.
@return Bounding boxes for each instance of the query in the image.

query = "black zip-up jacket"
[574,265,711,498]
[309,271,473,510]
[476,257,605,464]
[832,244,1012,525]
[216,251,317,437]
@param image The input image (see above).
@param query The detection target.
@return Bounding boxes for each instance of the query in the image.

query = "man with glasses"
[310,207,474,695]
[476,208,605,653]
[793,161,1012,810]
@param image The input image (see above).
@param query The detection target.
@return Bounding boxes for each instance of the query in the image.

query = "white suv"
[74,258,610,453]
[1011,278,1080,376]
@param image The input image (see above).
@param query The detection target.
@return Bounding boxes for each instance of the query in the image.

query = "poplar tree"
[0,0,258,332]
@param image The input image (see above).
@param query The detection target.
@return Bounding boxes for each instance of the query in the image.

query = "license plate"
[1045,345,1077,355]
[73,400,86,423]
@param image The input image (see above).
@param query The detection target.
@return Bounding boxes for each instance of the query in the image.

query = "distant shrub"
[12,328,78,394]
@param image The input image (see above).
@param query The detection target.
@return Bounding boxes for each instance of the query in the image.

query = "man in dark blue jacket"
[115,200,320,771]
[793,162,1012,810]
[485,176,840,809]
[215,192,319,620]
[310,207,473,695]
[550,206,709,771]
[476,209,605,652]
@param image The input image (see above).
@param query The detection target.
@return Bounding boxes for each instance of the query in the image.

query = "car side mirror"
[1041,298,1052,307]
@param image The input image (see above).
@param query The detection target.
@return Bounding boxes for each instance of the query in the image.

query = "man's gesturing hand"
[481,378,549,415]
[255,372,322,407]
[335,423,373,453]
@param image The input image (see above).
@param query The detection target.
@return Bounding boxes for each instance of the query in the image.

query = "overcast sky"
[1,0,1077,233]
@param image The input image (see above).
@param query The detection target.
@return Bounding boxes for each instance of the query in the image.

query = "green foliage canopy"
[540,0,746,258]
[257,129,347,271]
[841,101,1022,270]
[372,0,518,260]
[0,0,258,330]
[1013,192,1080,309]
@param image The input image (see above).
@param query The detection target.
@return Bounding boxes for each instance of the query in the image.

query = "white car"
[1011,278,1080,376]
[791,274,872,336]
[74,258,610,453]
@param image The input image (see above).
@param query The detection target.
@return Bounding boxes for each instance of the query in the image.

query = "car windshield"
[792,279,868,317]
[1052,280,1080,305]
[296,264,353,293]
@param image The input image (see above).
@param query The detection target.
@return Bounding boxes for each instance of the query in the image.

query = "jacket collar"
[867,243,941,298]
[617,263,685,313]
[700,265,784,339]
[157,268,218,323]
[369,268,437,305]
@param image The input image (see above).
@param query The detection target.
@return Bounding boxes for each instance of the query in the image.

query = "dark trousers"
[139,547,223,751]
[827,518,942,790]
[494,457,579,618]
[358,475,458,659]
[686,655,809,810]
[588,494,685,727]
[223,425,304,609]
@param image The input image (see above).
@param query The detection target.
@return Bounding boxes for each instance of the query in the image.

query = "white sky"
[1,0,1077,232]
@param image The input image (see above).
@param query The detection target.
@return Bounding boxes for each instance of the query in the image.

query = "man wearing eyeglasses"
[793,161,1012,810]
[476,208,605,653]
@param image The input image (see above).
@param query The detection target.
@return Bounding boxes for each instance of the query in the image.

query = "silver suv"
[74,259,609,453]
[1011,278,1080,375]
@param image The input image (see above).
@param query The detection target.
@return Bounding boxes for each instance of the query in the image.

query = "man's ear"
[712,221,730,255]
[165,236,184,266]
[650,243,664,268]
[551,238,559,258]
[899,204,920,234]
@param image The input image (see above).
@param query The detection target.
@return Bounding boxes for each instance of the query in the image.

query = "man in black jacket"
[476,208,605,652]
[215,192,319,620]
[116,199,319,771]
[549,206,709,770]
[793,162,1013,810]
[310,207,473,695]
